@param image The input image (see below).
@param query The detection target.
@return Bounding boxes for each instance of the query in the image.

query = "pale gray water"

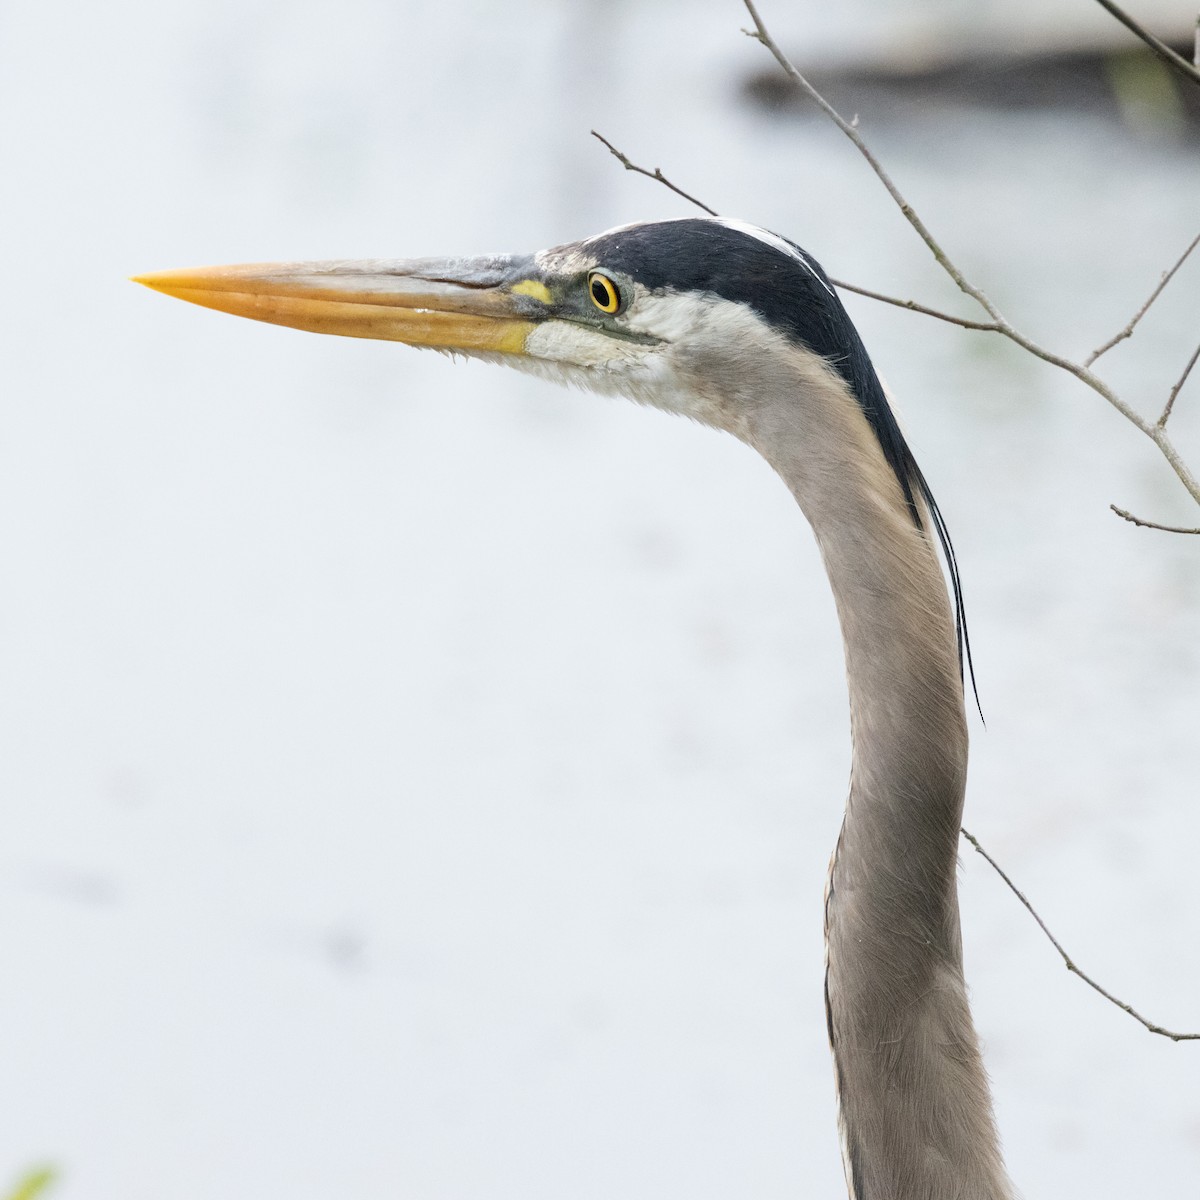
[1,2,1198,1197]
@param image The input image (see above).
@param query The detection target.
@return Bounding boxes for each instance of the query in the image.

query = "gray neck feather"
[707,339,1015,1200]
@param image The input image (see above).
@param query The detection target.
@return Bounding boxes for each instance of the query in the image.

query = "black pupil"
[592,277,612,307]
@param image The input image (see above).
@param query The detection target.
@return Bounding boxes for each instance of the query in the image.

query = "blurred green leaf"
[3,1166,57,1200]
[1105,49,1187,138]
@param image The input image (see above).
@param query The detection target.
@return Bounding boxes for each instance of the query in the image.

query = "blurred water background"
[1,1,1198,1197]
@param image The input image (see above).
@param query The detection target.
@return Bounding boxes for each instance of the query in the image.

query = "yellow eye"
[587,271,621,314]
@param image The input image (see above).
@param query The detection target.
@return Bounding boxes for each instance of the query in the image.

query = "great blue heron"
[136,217,1015,1200]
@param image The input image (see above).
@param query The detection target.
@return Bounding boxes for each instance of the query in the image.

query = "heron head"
[136,215,972,688]
[133,217,860,434]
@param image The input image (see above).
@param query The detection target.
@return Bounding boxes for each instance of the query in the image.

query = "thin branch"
[962,829,1199,1041]
[827,278,1003,332]
[593,10,1200,515]
[739,0,1200,514]
[1160,337,1200,425]
[590,131,718,216]
[1085,231,1200,367]
[1110,504,1200,533]
[588,132,1005,336]
[593,30,1200,1042]
[741,1,1008,327]
[1090,0,1200,88]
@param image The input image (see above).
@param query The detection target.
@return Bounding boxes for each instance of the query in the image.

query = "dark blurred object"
[744,43,1200,137]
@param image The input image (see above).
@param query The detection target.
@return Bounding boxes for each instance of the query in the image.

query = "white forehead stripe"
[713,218,837,298]
[572,216,837,300]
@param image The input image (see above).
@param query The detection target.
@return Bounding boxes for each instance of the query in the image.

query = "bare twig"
[588,133,1005,335]
[741,1,1008,325]
[1110,504,1200,533]
[592,10,1200,518]
[1090,0,1200,87]
[827,279,1003,332]
[592,14,1200,1043]
[739,0,1200,515]
[1160,338,1200,425]
[962,829,1199,1041]
[1085,231,1200,366]
[590,131,718,216]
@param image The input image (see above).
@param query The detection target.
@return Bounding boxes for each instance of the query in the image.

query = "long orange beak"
[132,255,554,355]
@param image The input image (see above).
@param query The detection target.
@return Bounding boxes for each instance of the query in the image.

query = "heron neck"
[738,353,1014,1200]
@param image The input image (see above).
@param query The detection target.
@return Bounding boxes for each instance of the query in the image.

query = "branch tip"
[589,131,719,216]
[1160,337,1200,426]
[1110,505,1200,534]
[1086,231,1200,367]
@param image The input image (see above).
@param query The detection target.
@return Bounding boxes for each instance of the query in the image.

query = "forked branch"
[591,116,1200,1021]
[592,119,1200,523]
[593,14,1200,1031]
[739,0,1200,519]
[592,8,1200,525]
[591,130,1005,335]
